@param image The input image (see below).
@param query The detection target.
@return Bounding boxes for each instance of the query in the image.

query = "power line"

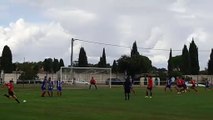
[75,39,210,52]
[76,39,131,48]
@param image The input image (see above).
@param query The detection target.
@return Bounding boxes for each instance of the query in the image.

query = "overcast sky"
[0,0,213,70]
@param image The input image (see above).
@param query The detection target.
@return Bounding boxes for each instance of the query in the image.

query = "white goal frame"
[59,67,112,88]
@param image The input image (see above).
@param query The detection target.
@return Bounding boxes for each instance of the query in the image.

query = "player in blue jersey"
[41,76,47,97]
[205,80,211,90]
[47,77,54,97]
[56,79,63,96]
[165,77,173,92]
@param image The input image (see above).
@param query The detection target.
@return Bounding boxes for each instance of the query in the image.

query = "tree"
[53,58,60,73]
[112,60,118,73]
[117,55,131,74]
[167,49,173,77]
[117,41,152,77]
[18,62,39,80]
[117,55,152,76]
[78,47,88,67]
[181,45,191,75]
[1,45,13,73]
[189,39,200,75]
[131,41,139,57]
[43,58,53,73]
[59,59,64,67]
[171,55,182,71]
[98,48,107,67]
[208,49,213,74]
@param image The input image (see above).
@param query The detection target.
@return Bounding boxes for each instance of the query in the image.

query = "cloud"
[1,0,213,70]
[170,0,189,13]
[0,18,72,64]
[45,8,98,27]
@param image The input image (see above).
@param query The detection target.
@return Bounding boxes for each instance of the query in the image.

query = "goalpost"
[59,67,112,88]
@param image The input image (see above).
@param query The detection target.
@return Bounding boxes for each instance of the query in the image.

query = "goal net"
[59,67,112,88]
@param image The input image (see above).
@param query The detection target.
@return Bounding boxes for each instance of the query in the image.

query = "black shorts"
[191,85,196,89]
[166,85,171,88]
[177,85,182,88]
[147,87,152,91]
[183,84,187,89]
[124,89,130,93]
[8,91,14,96]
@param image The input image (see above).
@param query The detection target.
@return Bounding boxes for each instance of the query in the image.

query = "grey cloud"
[2,0,213,69]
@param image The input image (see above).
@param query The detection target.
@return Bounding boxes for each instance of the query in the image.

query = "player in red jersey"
[3,80,20,103]
[175,77,183,94]
[89,77,97,90]
[180,78,187,93]
[145,75,153,98]
[189,78,198,92]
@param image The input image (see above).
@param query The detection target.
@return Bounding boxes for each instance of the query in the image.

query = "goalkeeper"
[89,77,97,90]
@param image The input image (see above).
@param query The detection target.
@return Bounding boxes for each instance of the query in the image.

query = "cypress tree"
[53,58,60,73]
[98,48,107,67]
[168,49,173,77]
[181,45,191,75]
[78,47,88,67]
[112,60,118,73]
[1,45,13,73]
[189,39,200,75]
[208,49,213,74]
[59,59,64,67]
[131,41,139,57]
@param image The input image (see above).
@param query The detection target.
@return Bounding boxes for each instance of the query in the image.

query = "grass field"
[0,85,213,120]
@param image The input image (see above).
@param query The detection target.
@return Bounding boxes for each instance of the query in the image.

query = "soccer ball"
[23,100,27,103]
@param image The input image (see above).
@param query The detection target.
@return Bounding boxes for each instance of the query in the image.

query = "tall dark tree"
[171,55,182,71]
[181,45,191,75]
[117,55,131,74]
[189,39,200,75]
[43,58,53,73]
[112,60,118,73]
[78,47,88,67]
[117,55,152,76]
[167,49,173,77]
[131,41,139,57]
[59,59,64,67]
[208,49,213,74]
[1,45,13,73]
[98,48,107,67]
[53,58,60,73]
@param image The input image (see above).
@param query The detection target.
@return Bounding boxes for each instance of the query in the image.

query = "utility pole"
[71,38,74,67]
[71,38,78,67]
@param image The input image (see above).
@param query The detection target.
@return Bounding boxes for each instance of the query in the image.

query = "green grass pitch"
[0,85,212,120]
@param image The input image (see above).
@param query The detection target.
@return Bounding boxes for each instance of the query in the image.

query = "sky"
[0,0,213,70]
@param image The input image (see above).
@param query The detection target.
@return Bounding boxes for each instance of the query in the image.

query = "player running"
[189,78,198,92]
[3,80,20,103]
[175,77,183,94]
[165,77,173,92]
[145,75,153,98]
[180,78,187,93]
